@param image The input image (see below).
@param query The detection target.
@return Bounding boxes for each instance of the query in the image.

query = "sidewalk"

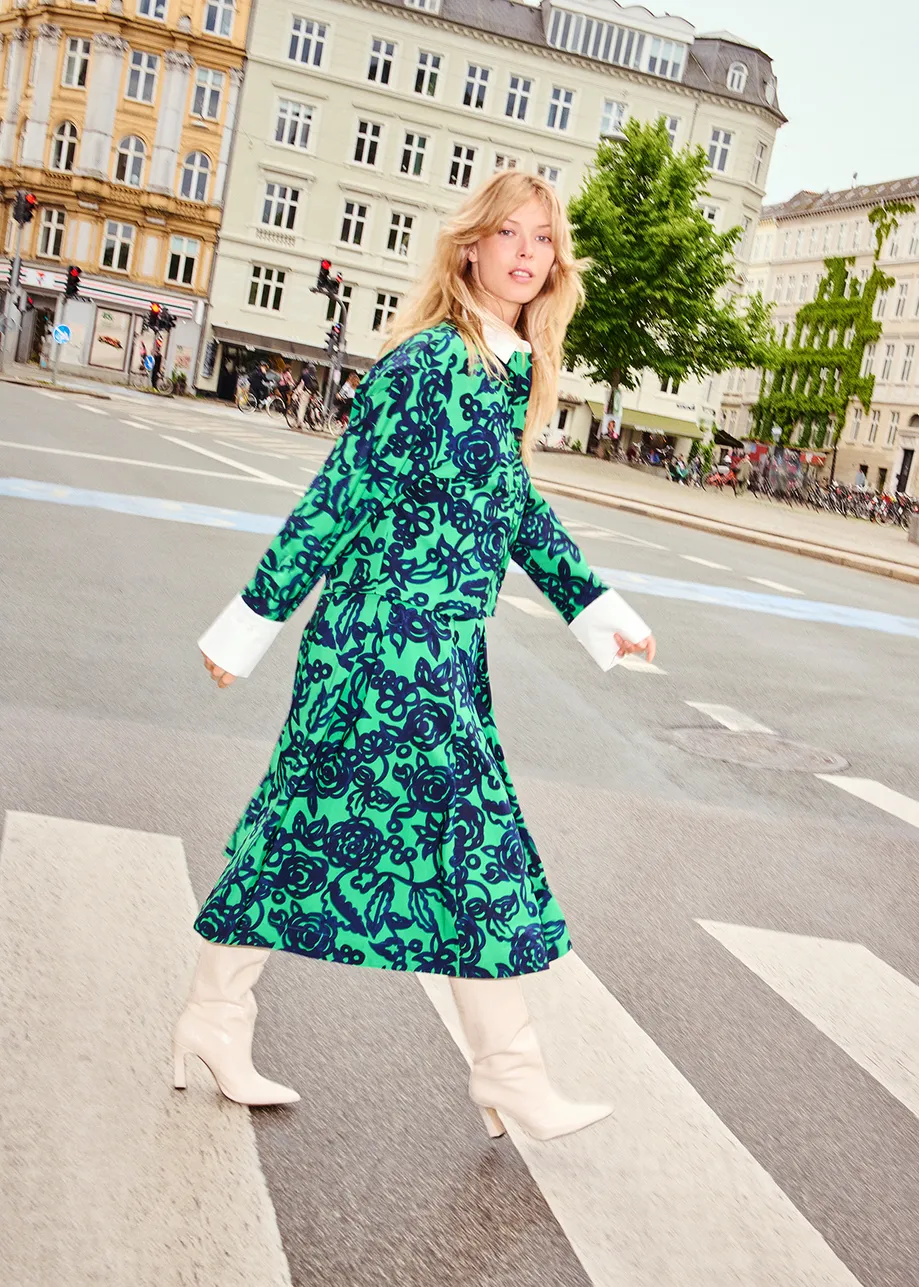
[530,451,919,585]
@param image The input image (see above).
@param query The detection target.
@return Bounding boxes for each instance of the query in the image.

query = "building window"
[547,86,573,131]
[204,0,234,37]
[50,121,78,172]
[850,408,862,441]
[895,281,909,318]
[660,376,680,395]
[881,343,895,380]
[648,37,684,80]
[781,231,791,257]
[822,225,833,253]
[708,128,731,172]
[275,99,313,150]
[62,38,91,88]
[137,0,166,19]
[405,0,438,9]
[547,8,648,72]
[38,208,65,258]
[166,235,199,285]
[289,16,326,66]
[867,409,881,443]
[751,141,767,184]
[463,63,488,109]
[248,264,285,310]
[414,50,440,96]
[448,143,475,189]
[808,226,819,255]
[701,204,718,227]
[387,210,413,256]
[727,62,748,92]
[794,229,804,257]
[887,411,900,446]
[537,164,560,187]
[600,99,627,137]
[262,182,300,230]
[785,276,795,302]
[902,344,915,383]
[400,130,427,177]
[180,151,210,201]
[102,221,134,271]
[799,274,809,301]
[192,68,224,119]
[861,343,876,377]
[125,50,158,103]
[505,74,531,122]
[368,37,395,84]
[663,115,679,146]
[340,200,367,245]
[836,222,848,251]
[372,291,399,332]
[876,289,888,319]
[354,120,382,166]
[494,153,518,171]
[326,282,352,321]
[909,222,919,257]
[114,135,146,186]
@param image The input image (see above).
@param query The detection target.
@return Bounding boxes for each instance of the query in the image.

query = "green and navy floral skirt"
[195,590,572,977]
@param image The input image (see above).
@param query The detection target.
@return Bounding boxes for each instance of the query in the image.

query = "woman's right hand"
[202,651,237,688]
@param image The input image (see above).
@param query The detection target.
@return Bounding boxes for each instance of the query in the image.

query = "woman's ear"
[467,244,478,264]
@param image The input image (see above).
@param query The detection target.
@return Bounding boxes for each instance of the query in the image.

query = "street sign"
[144,354,154,372]
[52,324,71,345]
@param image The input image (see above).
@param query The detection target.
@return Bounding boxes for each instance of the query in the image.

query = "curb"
[532,477,919,587]
[0,376,112,400]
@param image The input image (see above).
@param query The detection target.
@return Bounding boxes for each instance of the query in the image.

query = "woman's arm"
[509,477,653,670]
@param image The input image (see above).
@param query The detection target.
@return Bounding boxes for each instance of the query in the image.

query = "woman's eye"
[499,228,514,236]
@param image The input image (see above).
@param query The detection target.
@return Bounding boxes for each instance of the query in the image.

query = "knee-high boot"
[173,939,300,1106]
[450,976,611,1141]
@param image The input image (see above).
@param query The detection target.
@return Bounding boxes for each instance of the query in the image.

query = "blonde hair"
[382,170,585,460]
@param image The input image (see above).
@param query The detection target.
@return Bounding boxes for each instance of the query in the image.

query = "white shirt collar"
[482,319,532,363]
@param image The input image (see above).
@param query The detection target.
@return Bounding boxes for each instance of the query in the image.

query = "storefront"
[197,325,376,402]
[621,409,706,459]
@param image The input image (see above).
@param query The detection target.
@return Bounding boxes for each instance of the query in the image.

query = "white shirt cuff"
[197,595,284,679]
[569,589,652,671]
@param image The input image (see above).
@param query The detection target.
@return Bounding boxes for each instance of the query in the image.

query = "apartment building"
[722,175,919,493]
[0,0,249,380]
[198,0,783,448]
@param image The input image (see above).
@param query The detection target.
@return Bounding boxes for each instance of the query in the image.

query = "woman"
[175,172,655,1141]
[333,369,361,425]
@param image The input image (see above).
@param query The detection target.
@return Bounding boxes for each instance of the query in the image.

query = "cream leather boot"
[450,976,611,1141]
[173,939,300,1106]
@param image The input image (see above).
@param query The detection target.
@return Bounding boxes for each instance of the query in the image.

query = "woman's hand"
[202,651,237,688]
[615,633,656,664]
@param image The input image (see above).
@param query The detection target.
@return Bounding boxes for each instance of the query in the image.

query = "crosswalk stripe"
[698,921,919,1122]
[76,403,109,415]
[161,435,296,488]
[816,776,919,830]
[418,957,861,1285]
[747,577,803,595]
[681,554,731,570]
[0,812,292,1287]
[686,702,776,734]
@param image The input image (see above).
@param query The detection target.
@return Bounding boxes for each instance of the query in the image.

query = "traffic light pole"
[0,218,25,375]
[323,294,350,415]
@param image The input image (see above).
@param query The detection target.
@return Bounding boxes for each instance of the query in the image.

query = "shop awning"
[586,400,606,417]
[623,409,705,440]
[211,325,375,371]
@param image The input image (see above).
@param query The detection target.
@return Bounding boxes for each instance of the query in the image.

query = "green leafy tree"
[565,117,770,407]
[752,200,914,473]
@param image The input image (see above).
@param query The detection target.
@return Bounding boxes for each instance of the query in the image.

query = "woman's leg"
[173,938,300,1106]
[450,976,611,1141]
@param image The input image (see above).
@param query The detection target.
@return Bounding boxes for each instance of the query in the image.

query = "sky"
[680,0,917,203]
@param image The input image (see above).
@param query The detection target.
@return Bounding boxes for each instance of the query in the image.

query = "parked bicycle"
[129,362,175,396]
[235,376,287,418]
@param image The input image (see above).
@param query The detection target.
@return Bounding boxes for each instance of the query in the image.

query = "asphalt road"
[2,382,918,1287]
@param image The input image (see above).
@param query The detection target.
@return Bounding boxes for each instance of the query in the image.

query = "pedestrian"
[333,369,361,424]
[736,454,752,495]
[150,340,163,390]
[292,362,319,429]
[176,170,655,1140]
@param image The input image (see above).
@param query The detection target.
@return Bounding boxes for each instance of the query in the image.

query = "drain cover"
[667,728,849,773]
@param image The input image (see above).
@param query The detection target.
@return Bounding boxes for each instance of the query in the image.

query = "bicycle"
[285,390,326,433]
[236,382,287,418]
[129,363,176,396]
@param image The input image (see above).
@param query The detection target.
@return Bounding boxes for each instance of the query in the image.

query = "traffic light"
[65,266,82,299]
[317,259,332,290]
[148,302,163,329]
[145,302,177,333]
[24,295,34,312]
[326,322,342,353]
[12,190,37,225]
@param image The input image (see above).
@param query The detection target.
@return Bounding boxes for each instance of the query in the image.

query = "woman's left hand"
[615,633,656,664]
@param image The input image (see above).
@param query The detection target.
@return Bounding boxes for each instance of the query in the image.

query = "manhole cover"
[666,728,849,773]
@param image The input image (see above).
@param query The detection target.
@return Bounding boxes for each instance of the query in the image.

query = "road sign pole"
[51,300,68,387]
[0,219,26,375]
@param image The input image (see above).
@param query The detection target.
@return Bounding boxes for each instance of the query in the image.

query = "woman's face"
[468,196,556,325]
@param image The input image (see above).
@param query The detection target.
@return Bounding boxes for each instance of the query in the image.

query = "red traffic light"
[321,259,331,271]
[150,302,162,315]
[25,193,36,207]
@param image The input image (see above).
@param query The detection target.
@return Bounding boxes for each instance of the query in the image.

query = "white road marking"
[214,439,292,461]
[686,702,776,734]
[36,390,65,400]
[747,577,803,596]
[500,594,556,619]
[816,776,919,830]
[161,435,297,489]
[0,812,293,1287]
[418,957,861,1286]
[561,516,668,550]
[0,438,290,486]
[699,921,919,1122]
[76,403,109,416]
[618,655,666,674]
[681,555,732,570]
[120,418,156,431]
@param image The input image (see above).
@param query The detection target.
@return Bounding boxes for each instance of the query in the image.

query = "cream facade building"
[0,0,249,380]
[722,176,919,493]
[199,0,783,447]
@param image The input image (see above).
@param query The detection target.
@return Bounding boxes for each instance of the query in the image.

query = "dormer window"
[727,62,748,92]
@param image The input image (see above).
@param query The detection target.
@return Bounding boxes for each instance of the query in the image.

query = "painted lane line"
[561,516,668,551]
[699,921,919,1122]
[618,655,666,674]
[160,434,298,488]
[500,594,556,620]
[418,957,860,1286]
[120,418,157,431]
[816,776,919,831]
[681,555,732,570]
[214,439,292,461]
[747,577,803,596]
[0,812,293,1287]
[36,390,65,400]
[0,479,287,532]
[0,442,292,487]
[76,403,109,415]
[686,702,776,734]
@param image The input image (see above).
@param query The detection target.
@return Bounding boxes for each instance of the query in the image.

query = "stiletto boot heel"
[480,1105,506,1139]
[173,1045,188,1090]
